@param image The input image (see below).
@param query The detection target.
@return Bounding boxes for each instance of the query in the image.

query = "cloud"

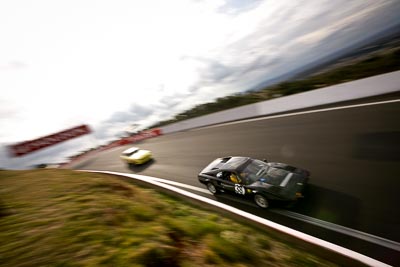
[1,0,400,169]
[201,60,233,82]
[217,0,262,15]
[180,56,234,84]
[0,61,27,71]
[92,103,164,141]
[159,92,191,107]
[210,0,400,83]
[105,105,154,124]
[151,0,400,118]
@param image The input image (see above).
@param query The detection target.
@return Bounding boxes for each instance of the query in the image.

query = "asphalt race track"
[70,99,400,266]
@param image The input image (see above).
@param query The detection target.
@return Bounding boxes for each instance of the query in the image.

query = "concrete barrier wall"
[161,71,400,134]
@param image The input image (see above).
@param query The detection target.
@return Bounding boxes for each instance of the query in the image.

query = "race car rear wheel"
[207,183,218,194]
[254,194,269,208]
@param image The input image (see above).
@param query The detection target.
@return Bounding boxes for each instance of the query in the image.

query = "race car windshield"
[240,159,266,184]
[241,159,289,186]
[122,149,139,156]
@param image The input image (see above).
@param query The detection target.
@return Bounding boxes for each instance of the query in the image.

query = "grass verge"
[0,169,338,267]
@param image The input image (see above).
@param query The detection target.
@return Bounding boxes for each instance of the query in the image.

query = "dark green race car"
[198,156,310,208]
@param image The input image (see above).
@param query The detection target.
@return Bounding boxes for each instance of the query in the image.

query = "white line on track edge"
[80,169,393,267]
[137,174,400,252]
[271,209,400,252]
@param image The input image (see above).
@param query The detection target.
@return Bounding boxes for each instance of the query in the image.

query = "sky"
[1,0,400,169]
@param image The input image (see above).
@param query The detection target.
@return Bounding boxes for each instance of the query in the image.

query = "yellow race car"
[120,147,152,165]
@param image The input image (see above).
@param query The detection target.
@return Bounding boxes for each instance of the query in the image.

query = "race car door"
[219,171,246,196]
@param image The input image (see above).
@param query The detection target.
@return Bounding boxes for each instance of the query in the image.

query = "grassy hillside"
[0,169,338,267]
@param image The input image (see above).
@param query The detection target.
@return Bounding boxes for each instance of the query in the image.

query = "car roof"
[122,147,139,154]
[202,156,249,173]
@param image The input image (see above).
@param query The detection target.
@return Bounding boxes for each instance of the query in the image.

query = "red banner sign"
[122,128,162,144]
[8,124,91,157]
[103,128,163,149]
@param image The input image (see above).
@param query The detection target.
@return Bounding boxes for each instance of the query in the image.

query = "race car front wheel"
[207,183,218,194]
[254,194,269,208]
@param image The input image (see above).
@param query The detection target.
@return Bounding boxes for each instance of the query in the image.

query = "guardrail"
[160,70,400,134]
